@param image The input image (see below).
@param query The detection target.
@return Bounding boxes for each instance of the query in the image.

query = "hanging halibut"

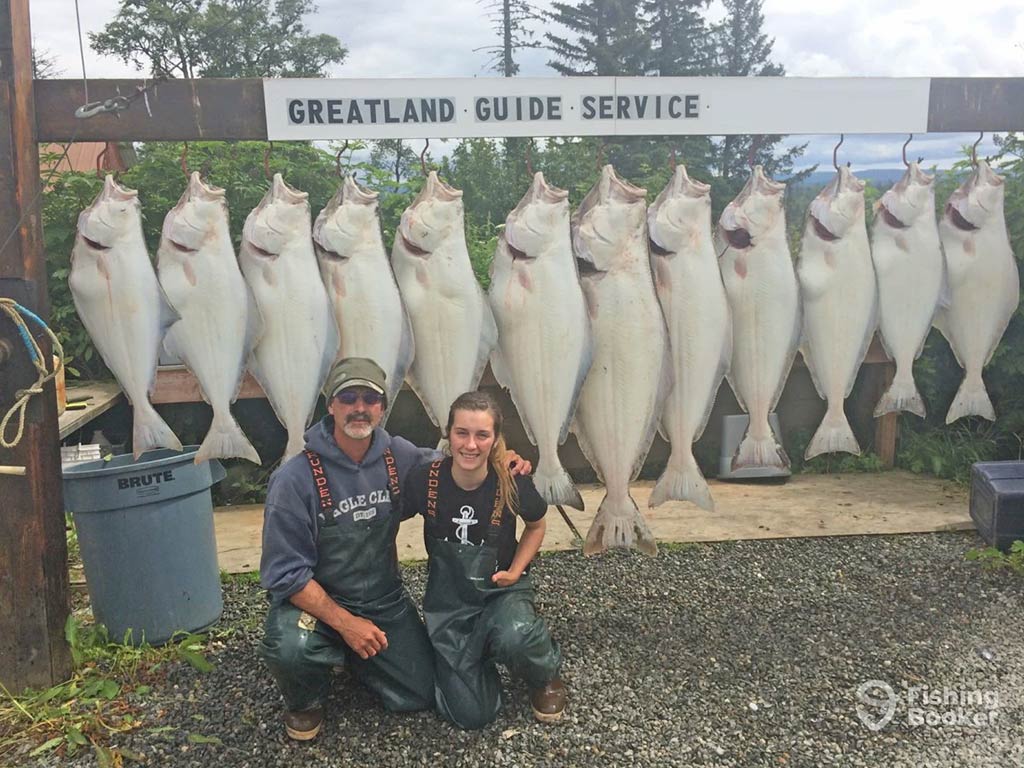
[239,174,337,461]
[69,175,182,459]
[797,166,877,459]
[157,173,260,465]
[392,171,497,429]
[648,165,730,511]
[313,175,414,417]
[717,165,800,470]
[871,162,945,418]
[489,172,592,510]
[571,165,670,556]
[936,160,1020,423]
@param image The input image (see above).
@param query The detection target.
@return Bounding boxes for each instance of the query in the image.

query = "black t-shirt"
[402,457,547,572]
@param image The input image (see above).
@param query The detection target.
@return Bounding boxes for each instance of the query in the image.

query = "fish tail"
[732,432,790,471]
[945,374,995,424]
[132,404,182,459]
[583,493,657,557]
[281,431,307,463]
[805,412,861,460]
[533,459,584,510]
[196,414,261,465]
[649,455,714,511]
[873,377,926,418]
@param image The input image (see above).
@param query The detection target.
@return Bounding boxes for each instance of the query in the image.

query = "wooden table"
[57,380,123,439]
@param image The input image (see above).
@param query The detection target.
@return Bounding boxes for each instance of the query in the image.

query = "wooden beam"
[0,0,72,692]
[35,78,267,143]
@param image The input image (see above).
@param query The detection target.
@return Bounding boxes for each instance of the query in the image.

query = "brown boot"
[283,707,323,741]
[531,678,567,723]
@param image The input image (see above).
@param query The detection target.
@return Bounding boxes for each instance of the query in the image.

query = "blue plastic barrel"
[63,447,226,645]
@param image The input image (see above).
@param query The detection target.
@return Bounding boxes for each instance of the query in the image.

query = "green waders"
[259,450,434,713]
[422,462,561,730]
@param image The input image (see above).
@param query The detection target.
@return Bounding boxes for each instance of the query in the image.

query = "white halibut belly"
[799,237,876,401]
[872,229,943,364]
[722,249,800,419]
[574,272,667,491]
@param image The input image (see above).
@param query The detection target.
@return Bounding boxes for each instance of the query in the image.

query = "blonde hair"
[445,391,520,515]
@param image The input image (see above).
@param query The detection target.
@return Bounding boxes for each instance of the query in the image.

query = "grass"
[0,617,215,766]
[965,540,1024,574]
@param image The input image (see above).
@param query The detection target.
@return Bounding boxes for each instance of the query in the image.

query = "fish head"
[647,164,711,257]
[572,164,647,271]
[807,165,865,242]
[717,165,786,250]
[504,172,569,259]
[945,159,1004,232]
[160,172,228,254]
[75,175,141,253]
[876,162,933,230]
[242,173,310,258]
[397,171,463,256]
[313,176,380,261]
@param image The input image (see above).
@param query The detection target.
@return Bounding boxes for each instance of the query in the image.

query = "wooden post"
[0,0,72,691]
[873,363,899,469]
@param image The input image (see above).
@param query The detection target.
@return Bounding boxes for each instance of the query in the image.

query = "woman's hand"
[492,569,522,587]
[504,450,532,476]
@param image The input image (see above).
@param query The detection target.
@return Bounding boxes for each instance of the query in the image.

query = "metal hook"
[180,142,190,178]
[832,134,845,171]
[901,134,913,168]
[669,149,677,172]
[96,145,108,179]
[264,141,273,181]
[972,132,984,166]
[420,139,430,177]
[336,140,350,179]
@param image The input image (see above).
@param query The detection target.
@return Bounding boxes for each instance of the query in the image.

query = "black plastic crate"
[970,461,1024,552]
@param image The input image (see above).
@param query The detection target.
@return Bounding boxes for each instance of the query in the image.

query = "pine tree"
[709,0,807,189]
[546,0,650,76]
[477,0,544,77]
[642,0,711,76]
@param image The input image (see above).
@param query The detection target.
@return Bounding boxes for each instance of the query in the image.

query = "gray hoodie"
[259,416,437,602]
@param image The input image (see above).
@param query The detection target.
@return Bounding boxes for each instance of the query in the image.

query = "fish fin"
[243,284,264,361]
[282,431,307,463]
[631,339,673,482]
[406,372,440,427]
[571,418,605,485]
[491,346,537,445]
[157,286,180,334]
[732,428,790,471]
[693,321,732,443]
[873,378,926,418]
[945,375,995,424]
[384,304,416,424]
[805,412,861,459]
[316,310,340,409]
[768,298,802,413]
[559,323,594,445]
[196,414,261,465]
[799,342,826,401]
[470,293,499,390]
[533,459,584,510]
[725,371,748,413]
[132,402,182,459]
[649,454,714,511]
[583,493,657,557]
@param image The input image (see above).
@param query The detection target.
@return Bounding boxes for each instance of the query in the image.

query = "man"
[258,357,530,740]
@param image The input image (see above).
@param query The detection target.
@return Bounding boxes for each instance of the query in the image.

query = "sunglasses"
[335,390,384,406]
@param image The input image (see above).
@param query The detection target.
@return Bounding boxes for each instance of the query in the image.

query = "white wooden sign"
[263,77,931,140]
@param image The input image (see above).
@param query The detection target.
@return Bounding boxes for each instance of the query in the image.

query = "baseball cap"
[322,357,387,401]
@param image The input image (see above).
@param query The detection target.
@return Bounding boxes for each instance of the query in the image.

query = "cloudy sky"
[32,0,1024,170]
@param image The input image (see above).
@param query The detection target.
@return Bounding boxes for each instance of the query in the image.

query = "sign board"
[264,77,931,140]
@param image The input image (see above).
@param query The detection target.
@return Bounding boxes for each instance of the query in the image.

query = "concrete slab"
[213,470,972,574]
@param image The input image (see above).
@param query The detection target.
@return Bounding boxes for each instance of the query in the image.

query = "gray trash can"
[63,447,226,645]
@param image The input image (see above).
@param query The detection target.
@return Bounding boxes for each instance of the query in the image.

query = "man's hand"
[491,569,522,587]
[338,615,388,659]
[504,450,532,476]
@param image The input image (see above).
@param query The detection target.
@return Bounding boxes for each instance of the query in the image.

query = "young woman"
[402,391,566,729]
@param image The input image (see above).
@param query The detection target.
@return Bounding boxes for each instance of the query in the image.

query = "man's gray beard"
[342,420,374,440]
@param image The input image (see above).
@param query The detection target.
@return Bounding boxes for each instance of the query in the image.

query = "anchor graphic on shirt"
[453,505,479,544]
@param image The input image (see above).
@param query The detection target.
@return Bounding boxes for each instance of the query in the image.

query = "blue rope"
[10,302,40,363]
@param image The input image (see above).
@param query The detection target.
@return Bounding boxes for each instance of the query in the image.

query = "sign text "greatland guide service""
[285,93,701,126]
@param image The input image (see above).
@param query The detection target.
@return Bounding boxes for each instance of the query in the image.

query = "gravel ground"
[18,531,1024,768]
